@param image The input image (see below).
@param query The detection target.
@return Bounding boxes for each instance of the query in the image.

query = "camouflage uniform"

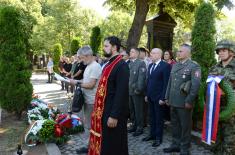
[209,39,235,154]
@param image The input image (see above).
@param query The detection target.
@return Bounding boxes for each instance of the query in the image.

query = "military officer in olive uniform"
[209,39,235,154]
[128,48,147,136]
[163,44,201,155]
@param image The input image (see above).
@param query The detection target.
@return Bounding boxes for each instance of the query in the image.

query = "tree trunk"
[126,0,149,52]
[0,107,2,124]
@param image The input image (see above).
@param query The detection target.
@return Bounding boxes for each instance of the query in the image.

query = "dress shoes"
[128,127,136,133]
[76,147,88,154]
[152,139,162,147]
[132,130,143,137]
[163,147,180,153]
[142,135,156,141]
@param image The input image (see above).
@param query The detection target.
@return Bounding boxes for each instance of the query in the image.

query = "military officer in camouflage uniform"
[209,39,235,154]
[210,39,235,88]
[128,48,147,136]
[163,44,201,155]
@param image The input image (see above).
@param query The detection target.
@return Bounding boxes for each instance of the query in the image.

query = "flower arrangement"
[25,95,84,146]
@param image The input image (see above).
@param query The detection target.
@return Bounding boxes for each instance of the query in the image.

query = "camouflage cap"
[216,39,235,54]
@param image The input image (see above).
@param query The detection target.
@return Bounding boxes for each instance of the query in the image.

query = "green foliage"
[65,125,84,134]
[101,10,133,44]
[70,37,81,55]
[38,120,55,142]
[38,120,68,145]
[191,2,217,121]
[219,80,235,121]
[0,5,33,119]
[52,43,63,72]
[90,26,102,54]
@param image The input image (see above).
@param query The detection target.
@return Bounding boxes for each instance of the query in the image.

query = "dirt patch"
[0,110,28,154]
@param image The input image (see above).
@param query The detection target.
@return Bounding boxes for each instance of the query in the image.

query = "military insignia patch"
[195,71,201,78]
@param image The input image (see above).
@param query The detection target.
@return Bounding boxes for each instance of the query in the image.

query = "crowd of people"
[45,36,235,155]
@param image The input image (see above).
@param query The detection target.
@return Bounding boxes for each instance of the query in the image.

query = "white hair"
[77,45,93,56]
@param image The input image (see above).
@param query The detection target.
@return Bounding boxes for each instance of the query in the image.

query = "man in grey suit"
[163,44,201,155]
[128,48,147,136]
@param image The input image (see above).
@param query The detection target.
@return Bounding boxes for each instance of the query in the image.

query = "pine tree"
[52,43,63,73]
[90,26,102,54]
[191,2,216,123]
[0,6,34,119]
[70,37,80,55]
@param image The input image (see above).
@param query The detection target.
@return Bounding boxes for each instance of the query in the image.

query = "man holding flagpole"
[88,36,129,155]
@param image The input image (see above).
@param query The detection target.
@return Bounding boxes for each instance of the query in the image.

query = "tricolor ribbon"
[202,75,224,145]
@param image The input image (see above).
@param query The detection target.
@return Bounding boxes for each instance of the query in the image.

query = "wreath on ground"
[25,95,84,146]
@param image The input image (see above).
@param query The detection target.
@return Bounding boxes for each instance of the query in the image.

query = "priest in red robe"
[88,36,129,155]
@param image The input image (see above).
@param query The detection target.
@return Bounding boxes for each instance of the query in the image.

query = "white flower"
[30,120,45,135]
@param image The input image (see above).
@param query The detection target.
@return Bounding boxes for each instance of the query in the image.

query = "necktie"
[150,63,156,74]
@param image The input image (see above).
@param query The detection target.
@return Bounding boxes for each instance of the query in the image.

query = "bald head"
[150,48,163,62]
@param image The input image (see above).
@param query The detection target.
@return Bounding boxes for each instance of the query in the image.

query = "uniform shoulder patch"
[195,70,201,78]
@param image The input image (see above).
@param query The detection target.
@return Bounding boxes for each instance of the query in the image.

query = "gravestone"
[145,3,177,51]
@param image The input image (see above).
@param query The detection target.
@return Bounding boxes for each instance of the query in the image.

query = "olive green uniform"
[165,59,201,154]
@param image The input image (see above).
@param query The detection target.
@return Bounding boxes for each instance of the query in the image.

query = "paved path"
[32,73,214,155]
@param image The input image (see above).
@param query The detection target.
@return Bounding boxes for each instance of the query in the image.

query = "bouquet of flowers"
[25,120,45,146]
[25,94,84,146]
[56,113,84,134]
[27,99,60,124]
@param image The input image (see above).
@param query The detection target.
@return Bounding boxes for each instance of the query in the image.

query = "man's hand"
[107,117,118,128]
[185,103,193,109]
[159,100,165,105]
[165,100,169,106]
[145,96,148,102]
[134,89,140,94]
[69,79,76,85]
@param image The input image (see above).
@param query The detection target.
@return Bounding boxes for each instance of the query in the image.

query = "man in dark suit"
[142,48,171,147]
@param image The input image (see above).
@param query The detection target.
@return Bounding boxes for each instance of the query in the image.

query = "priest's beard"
[104,51,112,58]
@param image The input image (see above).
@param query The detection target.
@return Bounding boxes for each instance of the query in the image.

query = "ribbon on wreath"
[202,75,224,145]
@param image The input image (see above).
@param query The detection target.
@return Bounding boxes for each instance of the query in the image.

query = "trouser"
[143,100,149,127]
[129,95,144,131]
[149,98,164,141]
[83,103,94,145]
[47,71,53,83]
[60,73,65,89]
[171,106,192,154]
[65,75,73,93]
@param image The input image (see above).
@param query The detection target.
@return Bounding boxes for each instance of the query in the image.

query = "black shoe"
[46,81,50,83]
[142,135,156,141]
[132,130,143,137]
[76,147,88,154]
[152,140,162,147]
[128,127,136,133]
[163,147,180,153]
[180,153,190,155]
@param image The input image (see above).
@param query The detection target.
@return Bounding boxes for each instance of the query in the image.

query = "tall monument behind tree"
[145,3,177,51]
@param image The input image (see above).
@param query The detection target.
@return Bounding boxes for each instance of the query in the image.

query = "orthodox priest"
[88,36,129,155]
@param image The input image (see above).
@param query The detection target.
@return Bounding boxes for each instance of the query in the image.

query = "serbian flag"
[202,75,224,145]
